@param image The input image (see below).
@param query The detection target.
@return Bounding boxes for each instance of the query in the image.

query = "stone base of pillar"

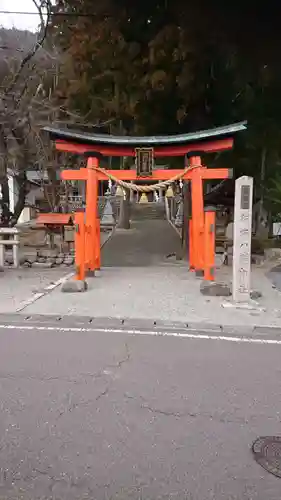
[200,281,231,296]
[221,300,265,311]
[61,280,88,293]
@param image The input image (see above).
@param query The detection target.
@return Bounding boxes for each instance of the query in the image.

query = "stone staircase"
[131,202,166,221]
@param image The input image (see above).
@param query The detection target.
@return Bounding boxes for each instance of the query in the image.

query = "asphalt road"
[0,316,280,499]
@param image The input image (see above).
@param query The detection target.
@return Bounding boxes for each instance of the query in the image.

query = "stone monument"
[232,176,253,302]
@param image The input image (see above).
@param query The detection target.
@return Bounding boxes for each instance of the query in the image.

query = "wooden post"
[189,218,194,270]
[85,157,98,272]
[130,181,134,202]
[204,208,216,281]
[182,181,190,259]
[95,218,101,269]
[232,176,253,302]
[117,191,130,229]
[84,223,91,271]
[189,155,204,275]
[74,211,85,281]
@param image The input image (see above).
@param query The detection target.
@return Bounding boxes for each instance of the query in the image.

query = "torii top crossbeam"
[43,121,247,157]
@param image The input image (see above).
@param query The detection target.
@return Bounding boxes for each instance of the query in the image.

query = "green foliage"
[50,0,281,185]
[266,173,281,219]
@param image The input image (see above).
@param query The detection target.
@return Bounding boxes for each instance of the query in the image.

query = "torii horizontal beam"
[55,137,234,157]
[61,167,233,182]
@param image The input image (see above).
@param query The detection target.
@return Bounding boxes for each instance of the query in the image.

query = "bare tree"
[0,0,53,226]
[0,1,118,225]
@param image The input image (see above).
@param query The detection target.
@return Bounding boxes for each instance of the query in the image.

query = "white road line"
[15,272,74,312]
[0,323,280,345]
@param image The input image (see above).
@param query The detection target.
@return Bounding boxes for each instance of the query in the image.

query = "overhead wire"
[0,10,99,17]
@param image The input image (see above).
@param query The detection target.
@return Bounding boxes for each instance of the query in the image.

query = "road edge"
[2,312,281,338]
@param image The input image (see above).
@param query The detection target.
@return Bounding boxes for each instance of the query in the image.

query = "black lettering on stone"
[241,185,250,210]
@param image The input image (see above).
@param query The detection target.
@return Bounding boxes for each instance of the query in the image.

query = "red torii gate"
[43,121,246,284]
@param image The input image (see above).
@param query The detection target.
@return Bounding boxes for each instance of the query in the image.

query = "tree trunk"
[46,164,61,211]
[0,176,11,227]
[258,146,266,227]
[10,171,28,226]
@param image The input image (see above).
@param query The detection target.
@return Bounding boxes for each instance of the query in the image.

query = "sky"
[0,0,41,32]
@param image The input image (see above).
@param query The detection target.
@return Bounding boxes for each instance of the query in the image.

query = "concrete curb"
[5,312,281,338]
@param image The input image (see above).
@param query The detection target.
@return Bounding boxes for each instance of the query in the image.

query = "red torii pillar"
[189,154,205,274]
[186,153,232,276]
[85,156,98,274]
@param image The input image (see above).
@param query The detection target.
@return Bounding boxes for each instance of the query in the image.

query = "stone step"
[131,202,166,221]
